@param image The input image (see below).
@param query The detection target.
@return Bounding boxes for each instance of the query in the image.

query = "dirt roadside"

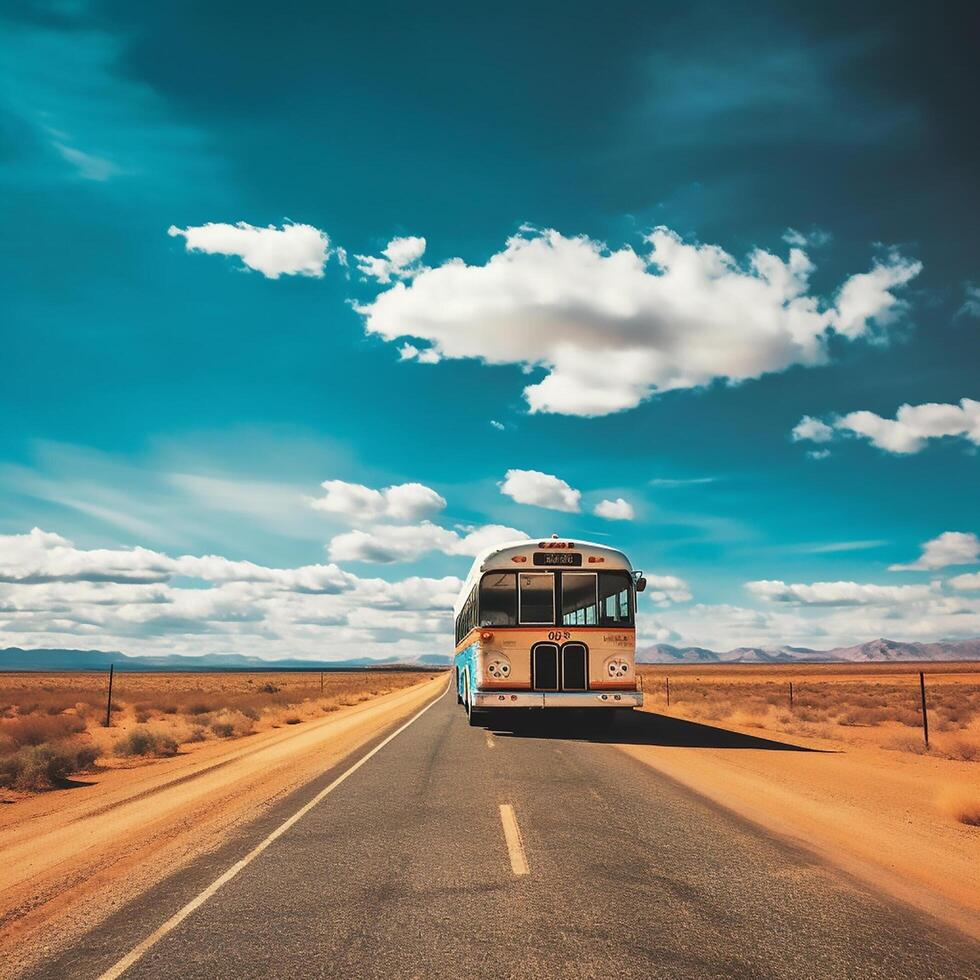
[0,673,447,977]
[615,710,980,941]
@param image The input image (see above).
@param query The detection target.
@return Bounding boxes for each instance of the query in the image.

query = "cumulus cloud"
[327,522,526,563]
[831,251,921,338]
[0,528,463,662]
[309,479,446,523]
[746,579,935,606]
[791,415,834,443]
[593,498,635,521]
[889,531,980,571]
[356,236,427,284]
[168,221,332,279]
[639,592,980,652]
[354,226,921,416]
[792,399,980,454]
[643,574,692,604]
[500,469,581,512]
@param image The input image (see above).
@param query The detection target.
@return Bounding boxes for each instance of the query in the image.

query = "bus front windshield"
[479,570,633,627]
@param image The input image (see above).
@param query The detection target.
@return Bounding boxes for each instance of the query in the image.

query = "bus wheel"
[455,669,463,705]
[467,700,486,727]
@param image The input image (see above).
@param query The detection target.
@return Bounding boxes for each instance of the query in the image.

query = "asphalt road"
[38,683,979,979]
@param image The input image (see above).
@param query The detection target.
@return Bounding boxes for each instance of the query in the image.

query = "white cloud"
[639,593,980,652]
[782,227,831,248]
[792,415,834,443]
[643,574,692,604]
[0,527,466,662]
[958,284,980,319]
[792,398,980,454]
[490,420,505,431]
[52,141,118,181]
[354,226,921,416]
[168,221,331,279]
[309,479,446,523]
[831,251,921,338]
[593,498,635,521]
[949,571,980,591]
[806,449,831,460]
[500,469,581,512]
[327,522,526,563]
[356,236,427,284]
[746,579,935,606]
[889,531,980,571]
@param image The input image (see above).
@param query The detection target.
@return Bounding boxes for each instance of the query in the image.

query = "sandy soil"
[619,697,980,941]
[0,673,446,977]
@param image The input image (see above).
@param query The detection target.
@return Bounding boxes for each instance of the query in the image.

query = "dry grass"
[638,664,980,761]
[0,669,435,795]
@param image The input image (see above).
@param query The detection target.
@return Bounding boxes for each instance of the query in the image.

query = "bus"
[453,536,647,727]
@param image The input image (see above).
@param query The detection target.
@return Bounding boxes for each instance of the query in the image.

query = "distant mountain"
[637,638,980,664]
[0,647,446,671]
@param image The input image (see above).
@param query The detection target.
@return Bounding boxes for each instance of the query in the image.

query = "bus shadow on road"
[491,710,827,751]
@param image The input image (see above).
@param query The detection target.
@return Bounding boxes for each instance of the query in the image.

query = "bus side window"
[479,572,517,626]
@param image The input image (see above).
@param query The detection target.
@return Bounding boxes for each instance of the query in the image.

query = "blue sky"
[1,0,978,659]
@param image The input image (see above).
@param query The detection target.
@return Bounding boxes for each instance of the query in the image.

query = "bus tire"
[455,668,463,704]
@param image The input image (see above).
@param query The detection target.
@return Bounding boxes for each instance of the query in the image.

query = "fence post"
[666,676,670,707]
[320,671,324,695]
[919,671,929,748]
[104,663,114,727]
[789,681,794,708]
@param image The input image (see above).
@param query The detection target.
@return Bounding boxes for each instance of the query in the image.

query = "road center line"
[499,803,530,876]
[97,679,450,980]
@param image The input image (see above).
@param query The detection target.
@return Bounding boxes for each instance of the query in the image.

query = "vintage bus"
[453,536,646,726]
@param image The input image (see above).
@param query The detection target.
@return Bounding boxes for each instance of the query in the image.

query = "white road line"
[499,803,530,876]
[485,732,495,748]
[98,679,450,980]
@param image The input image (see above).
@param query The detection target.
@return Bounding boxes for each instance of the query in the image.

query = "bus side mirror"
[635,577,647,593]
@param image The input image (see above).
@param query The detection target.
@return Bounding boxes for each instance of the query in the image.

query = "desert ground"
[0,670,445,976]
[631,661,980,937]
[0,669,432,794]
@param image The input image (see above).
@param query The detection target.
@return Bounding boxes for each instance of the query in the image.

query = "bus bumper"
[472,691,643,709]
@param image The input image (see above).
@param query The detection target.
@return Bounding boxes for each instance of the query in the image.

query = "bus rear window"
[479,573,517,626]
[598,572,633,625]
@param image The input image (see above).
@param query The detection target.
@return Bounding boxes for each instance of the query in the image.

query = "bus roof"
[454,537,634,615]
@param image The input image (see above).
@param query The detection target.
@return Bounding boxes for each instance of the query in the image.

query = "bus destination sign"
[533,552,583,566]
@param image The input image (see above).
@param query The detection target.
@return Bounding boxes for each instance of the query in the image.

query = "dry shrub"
[1,714,86,747]
[936,789,980,826]
[0,742,99,790]
[284,715,301,725]
[185,727,207,743]
[936,737,980,763]
[114,727,179,758]
[258,683,280,694]
[186,702,212,716]
[885,733,930,755]
[210,721,234,738]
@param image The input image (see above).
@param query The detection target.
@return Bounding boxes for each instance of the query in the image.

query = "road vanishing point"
[35,682,979,979]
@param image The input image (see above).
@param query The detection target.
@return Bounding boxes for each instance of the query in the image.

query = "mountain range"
[637,637,980,664]
[0,647,448,671]
[0,638,978,670]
